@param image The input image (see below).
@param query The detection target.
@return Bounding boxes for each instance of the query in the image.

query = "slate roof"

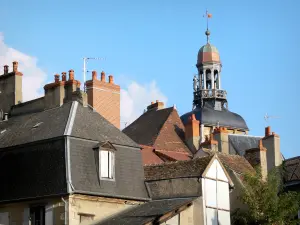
[181,103,248,131]
[123,107,190,153]
[228,134,262,156]
[284,156,300,183]
[0,101,138,149]
[94,198,194,225]
[0,100,147,202]
[144,155,213,181]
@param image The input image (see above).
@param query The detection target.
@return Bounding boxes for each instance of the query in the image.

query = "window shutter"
[109,152,115,179]
[45,204,53,225]
[23,208,30,225]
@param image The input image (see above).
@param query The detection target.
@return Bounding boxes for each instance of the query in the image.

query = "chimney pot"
[62,72,67,81]
[3,65,8,74]
[69,69,74,80]
[54,74,60,83]
[12,61,18,72]
[265,126,271,137]
[101,71,105,81]
[92,71,97,80]
[151,101,154,105]
[109,75,114,84]
[156,100,159,103]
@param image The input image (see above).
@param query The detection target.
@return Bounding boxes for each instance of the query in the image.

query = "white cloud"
[0,33,47,101]
[120,80,168,129]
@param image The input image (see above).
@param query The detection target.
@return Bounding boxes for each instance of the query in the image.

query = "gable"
[204,158,229,182]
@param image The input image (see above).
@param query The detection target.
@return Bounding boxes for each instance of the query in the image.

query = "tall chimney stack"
[85,71,120,129]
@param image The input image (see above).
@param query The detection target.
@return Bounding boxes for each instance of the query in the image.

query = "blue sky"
[1,0,300,158]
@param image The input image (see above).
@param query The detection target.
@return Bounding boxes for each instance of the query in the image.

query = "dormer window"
[100,150,115,179]
[96,141,116,180]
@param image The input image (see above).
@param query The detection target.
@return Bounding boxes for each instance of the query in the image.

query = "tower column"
[211,69,215,89]
[203,70,207,89]
[219,71,221,89]
[199,73,202,90]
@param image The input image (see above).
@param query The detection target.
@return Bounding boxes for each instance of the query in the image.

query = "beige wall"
[68,194,143,225]
[0,197,64,225]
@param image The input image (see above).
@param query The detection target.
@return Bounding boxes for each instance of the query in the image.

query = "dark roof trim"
[0,193,68,204]
[73,190,151,201]
[0,136,65,152]
[151,200,193,225]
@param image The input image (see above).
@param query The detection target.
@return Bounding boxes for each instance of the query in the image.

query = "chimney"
[147,101,165,111]
[68,69,74,80]
[0,61,23,114]
[213,127,229,154]
[85,71,120,129]
[262,126,282,171]
[101,71,105,81]
[65,69,80,101]
[92,71,97,80]
[3,65,8,74]
[109,75,114,84]
[245,139,267,181]
[54,74,60,83]
[12,61,18,72]
[62,72,67,81]
[184,114,200,153]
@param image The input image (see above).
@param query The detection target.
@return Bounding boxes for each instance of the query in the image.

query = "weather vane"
[203,10,212,43]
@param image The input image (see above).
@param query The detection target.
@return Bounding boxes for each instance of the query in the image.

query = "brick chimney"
[85,71,120,129]
[44,70,83,109]
[262,126,282,171]
[147,100,164,111]
[245,139,267,180]
[213,127,229,154]
[184,114,200,153]
[0,61,23,115]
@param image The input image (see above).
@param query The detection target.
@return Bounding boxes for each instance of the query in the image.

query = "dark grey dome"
[181,103,248,131]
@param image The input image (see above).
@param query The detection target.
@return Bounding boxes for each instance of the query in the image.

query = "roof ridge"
[155,149,191,155]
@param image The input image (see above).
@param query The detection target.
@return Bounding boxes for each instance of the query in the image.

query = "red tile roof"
[141,145,164,165]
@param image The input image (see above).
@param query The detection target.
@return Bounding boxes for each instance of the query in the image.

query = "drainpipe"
[61,197,68,225]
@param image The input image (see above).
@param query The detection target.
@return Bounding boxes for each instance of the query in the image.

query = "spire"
[204,10,212,43]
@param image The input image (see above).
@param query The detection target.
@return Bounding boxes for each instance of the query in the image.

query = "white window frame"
[99,148,115,180]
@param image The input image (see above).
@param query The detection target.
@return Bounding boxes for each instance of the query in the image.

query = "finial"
[204,10,212,43]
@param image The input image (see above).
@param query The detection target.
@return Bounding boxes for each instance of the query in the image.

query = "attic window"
[32,122,43,129]
[100,150,115,180]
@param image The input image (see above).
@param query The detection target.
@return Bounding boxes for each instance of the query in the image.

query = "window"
[30,206,45,225]
[100,150,114,179]
[79,213,94,223]
[0,212,9,225]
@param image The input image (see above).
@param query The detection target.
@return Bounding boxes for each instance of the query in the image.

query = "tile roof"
[155,150,191,162]
[144,155,213,181]
[123,107,190,153]
[94,198,195,225]
[284,156,300,183]
[141,145,164,165]
[216,153,255,175]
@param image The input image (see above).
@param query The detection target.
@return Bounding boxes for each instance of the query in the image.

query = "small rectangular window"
[100,150,114,179]
[79,213,94,223]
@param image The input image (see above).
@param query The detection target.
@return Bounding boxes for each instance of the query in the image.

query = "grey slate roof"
[0,101,138,149]
[181,103,248,130]
[0,100,146,202]
[228,134,262,156]
[69,138,149,200]
[94,198,194,225]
